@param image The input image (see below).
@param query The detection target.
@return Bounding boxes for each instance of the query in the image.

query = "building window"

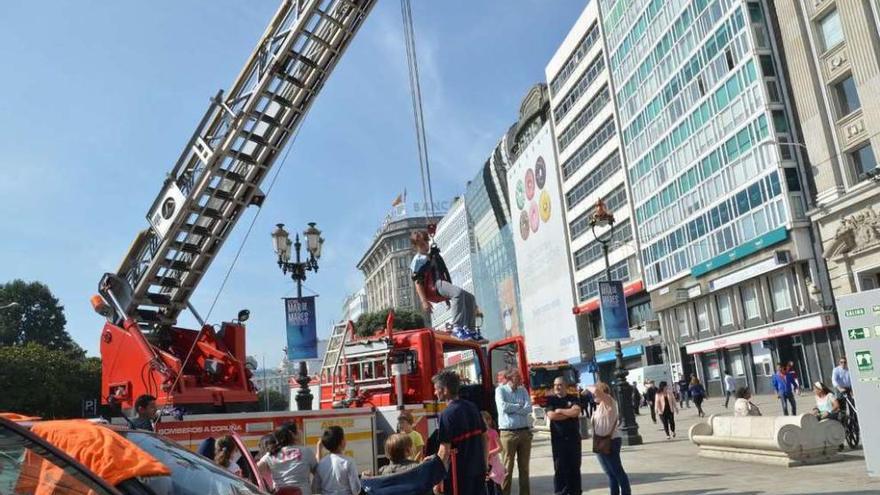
[741,282,760,320]
[717,292,733,326]
[770,272,792,312]
[833,75,861,117]
[675,306,691,338]
[629,301,655,327]
[850,143,879,179]
[695,299,709,332]
[818,9,844,51]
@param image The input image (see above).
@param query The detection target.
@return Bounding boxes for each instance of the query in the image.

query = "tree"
[354,308,425,337]
[257,389,289,411]
[0,343,102,418]
[0,280,79,352]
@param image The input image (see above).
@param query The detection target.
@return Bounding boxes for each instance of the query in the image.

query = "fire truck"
[88,0,530,473]
[527,361,579,431]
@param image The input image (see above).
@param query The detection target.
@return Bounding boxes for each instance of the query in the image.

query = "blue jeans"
[596,438,631,495]
[779,393,797,416]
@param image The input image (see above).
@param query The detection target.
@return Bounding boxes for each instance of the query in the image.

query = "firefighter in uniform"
[545,377,582,495]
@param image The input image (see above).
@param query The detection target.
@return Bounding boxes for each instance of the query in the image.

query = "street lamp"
[589,199,642,446]
[272,222,324,299]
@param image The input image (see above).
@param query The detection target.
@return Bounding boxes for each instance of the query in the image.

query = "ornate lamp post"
[590,199,642,445]
[271,222,324,410]
[272,222,324,299]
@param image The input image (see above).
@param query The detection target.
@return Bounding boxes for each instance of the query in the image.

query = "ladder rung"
[276,72,313,93]
[265,92,295,109]
[170,241,201,254]
[228,149,258,165]
[198,207,224,219]
[204,187,235,201]
[159,259,190,271]
[242,132,270,147]
[180,223,212,237]
[303,30,335,52]
[289,51,320,72]
[152,277,180,288]
[253,112,282,127]
[144,292,172,306]
[216,169,247,183]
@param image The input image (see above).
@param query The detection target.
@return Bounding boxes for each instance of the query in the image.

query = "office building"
[771,1,880,300]
[340,288,368,323]
[357,216,443,319]
[465,134,525,342]
[546,1,659,383]
[598,0,838,395]
[430,196,476,329]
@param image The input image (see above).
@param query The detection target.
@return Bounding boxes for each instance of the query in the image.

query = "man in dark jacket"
[546,377,581,495]
[644,381,658,424]
[676,376,691,409]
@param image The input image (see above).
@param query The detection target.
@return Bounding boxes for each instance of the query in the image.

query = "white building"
[430,196,476,329]
[545,2,657,382]
[341,288,368,323]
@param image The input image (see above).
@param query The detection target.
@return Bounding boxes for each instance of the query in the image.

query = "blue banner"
[285,296,317,360]
[599,281,630,341]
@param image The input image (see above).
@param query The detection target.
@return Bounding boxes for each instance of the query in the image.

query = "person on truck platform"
[410,230,481,341]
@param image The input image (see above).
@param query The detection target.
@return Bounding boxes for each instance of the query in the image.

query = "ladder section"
[320,321,350,383]
[112,0,378,328]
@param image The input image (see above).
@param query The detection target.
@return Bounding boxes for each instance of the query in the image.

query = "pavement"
[516,393,879,495]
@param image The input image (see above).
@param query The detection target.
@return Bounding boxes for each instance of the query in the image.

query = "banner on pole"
[285,296,318,359]
[599,281,630,341]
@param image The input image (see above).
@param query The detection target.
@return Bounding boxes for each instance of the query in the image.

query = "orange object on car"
[0,412,42,422]
[29,420,171,487]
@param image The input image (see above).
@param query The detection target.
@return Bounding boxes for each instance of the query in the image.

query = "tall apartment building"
[771,1,880,298]
[430,196,476,329]
[546,1,660,383]
[340,288,368,323]
[597,0,839,395]
[357,216,442,318]
[465,134,525,342]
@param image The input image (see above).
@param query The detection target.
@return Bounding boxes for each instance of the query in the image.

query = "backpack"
[422,245,451,303]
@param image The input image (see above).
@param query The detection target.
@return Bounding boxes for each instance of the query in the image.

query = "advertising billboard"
[284,296,318,360]
[599,281,630,341]
[507,122,579,362]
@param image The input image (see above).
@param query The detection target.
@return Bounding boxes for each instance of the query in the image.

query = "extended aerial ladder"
[92,0,377,412]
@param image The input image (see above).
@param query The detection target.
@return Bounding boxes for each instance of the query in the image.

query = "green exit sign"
[845,308,866,317]
[848,328,868,340]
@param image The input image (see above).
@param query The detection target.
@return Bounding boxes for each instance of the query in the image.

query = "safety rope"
[400,0,435,221]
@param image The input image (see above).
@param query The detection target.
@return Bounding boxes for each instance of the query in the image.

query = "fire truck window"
[490,343,521,384]
[441,348,482,385]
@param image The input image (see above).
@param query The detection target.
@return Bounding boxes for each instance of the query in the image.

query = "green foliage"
[0,279,79,353]
[257,389,289,412]
[0,343,102,418]
[354,308,425,337]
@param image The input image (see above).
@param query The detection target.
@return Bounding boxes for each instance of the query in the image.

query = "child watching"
[378,434,418,475]
[481,411,505,495]
[397,412,424,461]
[214,435,242,477]
[314,425,361,495]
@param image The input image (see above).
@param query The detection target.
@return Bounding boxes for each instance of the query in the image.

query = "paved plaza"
[522,393,879,495]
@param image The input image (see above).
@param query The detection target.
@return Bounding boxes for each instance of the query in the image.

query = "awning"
[685,312,836,355]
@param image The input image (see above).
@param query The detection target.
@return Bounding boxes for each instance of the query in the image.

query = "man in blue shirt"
[832,357,852,393]
[771,364,797,415]
[494,368,532,495]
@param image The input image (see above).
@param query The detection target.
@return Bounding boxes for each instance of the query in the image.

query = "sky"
[0,0,586,367]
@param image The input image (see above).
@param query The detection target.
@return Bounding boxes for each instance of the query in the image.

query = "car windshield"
[121,430,263,495]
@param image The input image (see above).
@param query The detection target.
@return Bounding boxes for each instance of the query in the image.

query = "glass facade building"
[598,0,838,394]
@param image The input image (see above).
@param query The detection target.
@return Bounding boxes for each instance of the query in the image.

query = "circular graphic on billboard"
[535,157,546,189]
[519,210,530,240]
[525,168,536,200]
[539,190,551,223]
[529,200,540,233]
[515,180,526,210]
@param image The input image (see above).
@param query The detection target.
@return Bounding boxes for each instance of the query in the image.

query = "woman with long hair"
[654,381,678,439]
[257,423,318,494]
[591,381,631,495]
[215,435,242,476]
[812,382,841,420]
[733,387,762,417]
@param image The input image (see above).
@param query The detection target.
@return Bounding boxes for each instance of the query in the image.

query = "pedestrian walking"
[546,377,582,495]
[495,368,532,495]
[630,382,641,415]
[771,364,798,416]
[433,370,488,495]
[787,361,802,396]
[592,381,631,495]
[654,381,678,439]
[676,376,690,409]
[689,377,707,418]
[130,394,157,432]
[644,381,658,424]
[723,372,736,408]
[733,387,762,417]
[581,387,596,418]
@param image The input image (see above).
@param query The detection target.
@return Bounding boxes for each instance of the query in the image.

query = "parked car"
[0,416,266,494]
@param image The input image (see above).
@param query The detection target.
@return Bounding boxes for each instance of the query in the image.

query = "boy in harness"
[410,230,482,341]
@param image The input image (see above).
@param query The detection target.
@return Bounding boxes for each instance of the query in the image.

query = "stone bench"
[688,413,844,466]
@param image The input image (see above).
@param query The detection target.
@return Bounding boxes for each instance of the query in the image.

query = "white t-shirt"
[314,453,361,495]
[724,375,736,392]
[259,446,317,495]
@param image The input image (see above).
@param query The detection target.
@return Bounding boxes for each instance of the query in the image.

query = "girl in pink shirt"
[481,411,505,495]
